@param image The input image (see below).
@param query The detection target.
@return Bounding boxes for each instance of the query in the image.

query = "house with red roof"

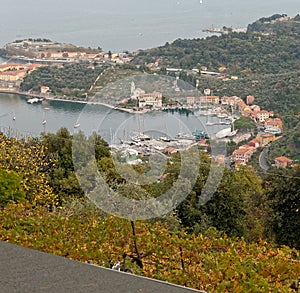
[274,156,293,168]
[231,148,253,165]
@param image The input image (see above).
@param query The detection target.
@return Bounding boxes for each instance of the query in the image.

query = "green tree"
[0,169,26,207]
[177,165,264,237]
[266,166,300,249]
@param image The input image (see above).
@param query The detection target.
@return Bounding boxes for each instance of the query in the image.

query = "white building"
[131,82,162,108]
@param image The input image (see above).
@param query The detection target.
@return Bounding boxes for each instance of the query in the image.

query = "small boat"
[192,129,209,140]
[217,113,228,119]
[27,97,42,104]
[131,133,151,142]
[42,120,46,125]
[160,136,171,142]
[215,127,231,139]
[175,132,194,140]
[74,123,80,128]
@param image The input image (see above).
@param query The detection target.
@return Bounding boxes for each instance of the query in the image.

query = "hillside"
[267,123,300,162]
[132,14,300,163]
[0,124,299,292]
[20,63,106,99]
[133,15,300,75]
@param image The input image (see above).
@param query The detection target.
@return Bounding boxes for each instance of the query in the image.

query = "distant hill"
[133,15,300,75]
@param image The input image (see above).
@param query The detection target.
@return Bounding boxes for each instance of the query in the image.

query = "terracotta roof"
[261,133,274,138]
[233,148,250,155]
[0,69,28,76]
[275,156,293,163]
[0,63,23,69]
[164,147,176,153]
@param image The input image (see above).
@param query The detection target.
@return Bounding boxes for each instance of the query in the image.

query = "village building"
[199,95,219,105]
[0,63,25,72]
[242,107,253,117]
[250,105,261,113]
[260,133,276,147]
[130,82,163,108]
[231,148,253,165]
[238,100,248,112]
[220,96,243,108]
[186,96,196,105]
[0,69,28,82]
[264,117,283,133]
[197,139,209,152]
[246,95,255,105]
[220,96,230,105]
[40,86,50,93]
[163,147,178,156]
[255,110,272,123]
[138,92,163,108]
[248,137,261,148]
[274,156,293,168]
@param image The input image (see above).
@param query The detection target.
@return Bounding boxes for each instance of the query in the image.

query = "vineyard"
[0,203,299,292]
[0,129,299,292]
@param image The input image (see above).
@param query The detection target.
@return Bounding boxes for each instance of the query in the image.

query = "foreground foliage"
[0,203,299,292]
[0,129,299,291]
[0,133,56,206]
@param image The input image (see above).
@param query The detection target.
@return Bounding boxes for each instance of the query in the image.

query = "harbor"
[0,92,230,140]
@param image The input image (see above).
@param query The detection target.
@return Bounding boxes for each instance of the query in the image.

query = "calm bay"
[0,93,228,142]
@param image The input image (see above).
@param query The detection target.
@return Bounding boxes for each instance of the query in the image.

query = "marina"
[0,92,232,144]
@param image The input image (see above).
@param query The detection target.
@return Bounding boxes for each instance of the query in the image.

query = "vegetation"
[267,123,300,162]
[1,202,299,292]
[0,133,55,206]
[265,167,300,249]
[14,38,52,43]
[0,14,300,291]
[0,170,25,208]
[0,128,299,291]
[0,39,102,59]
[93,64,151,92]
[20,63,106,98]
[247,14,299,35]
[134,16,300,75]
[234,117,257,132]
[41,128,110,203]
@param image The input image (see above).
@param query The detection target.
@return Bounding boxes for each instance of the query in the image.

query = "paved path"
[0,241,203,293]
[259,147,270,171]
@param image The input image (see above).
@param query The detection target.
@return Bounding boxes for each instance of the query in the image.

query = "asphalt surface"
[0,241,203,293]
[259,147,270,171]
